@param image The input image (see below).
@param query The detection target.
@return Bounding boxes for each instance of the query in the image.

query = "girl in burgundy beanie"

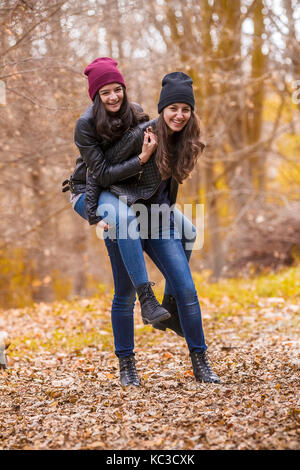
[70,57,173,349]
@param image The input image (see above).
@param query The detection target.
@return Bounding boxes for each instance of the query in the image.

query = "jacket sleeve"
[103,119,158,163]
[74,117,143,188]
[85,171,103,225]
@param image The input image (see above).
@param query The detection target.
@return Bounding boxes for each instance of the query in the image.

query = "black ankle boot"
[119,355,141,387]
[152,295,184,337]
[190,351,221,383]
[136,282,171,325]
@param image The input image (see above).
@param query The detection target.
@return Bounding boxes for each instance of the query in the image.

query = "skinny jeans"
[74,191,207,357]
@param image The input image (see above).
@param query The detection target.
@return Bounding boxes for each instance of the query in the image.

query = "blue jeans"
[75,190,196,293]
[74,191,207,357]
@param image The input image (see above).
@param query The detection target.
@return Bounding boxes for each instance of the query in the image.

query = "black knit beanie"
[158,72,195,114]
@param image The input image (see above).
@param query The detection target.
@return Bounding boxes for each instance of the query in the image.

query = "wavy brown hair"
[93,86,149,143]
[154,111,205,184]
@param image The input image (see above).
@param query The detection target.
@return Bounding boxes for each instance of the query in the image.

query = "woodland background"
[0,0,299,451]
[1,0,300,309]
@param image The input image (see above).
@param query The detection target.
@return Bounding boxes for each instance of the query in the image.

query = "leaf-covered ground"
[0,269,299,450]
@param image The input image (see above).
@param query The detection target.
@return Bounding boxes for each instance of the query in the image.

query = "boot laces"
[143,281,155,296]
[120,356,139,382]
[194,351,214,375]
[139,282,158,306]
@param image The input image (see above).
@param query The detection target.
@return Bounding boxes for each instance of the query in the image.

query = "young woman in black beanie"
[68,58,175,329]
[65,60,220,386]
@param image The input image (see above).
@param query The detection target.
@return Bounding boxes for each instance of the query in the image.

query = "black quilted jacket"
[85,119,179,225]
[64,104,179,225]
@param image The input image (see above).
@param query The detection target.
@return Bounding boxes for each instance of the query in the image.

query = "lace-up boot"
[152,294,184,337]
[190,351,220,383]
[136,282,171,325]
[118,355,141,387]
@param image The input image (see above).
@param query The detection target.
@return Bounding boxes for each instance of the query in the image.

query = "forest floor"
[0,267,299,450]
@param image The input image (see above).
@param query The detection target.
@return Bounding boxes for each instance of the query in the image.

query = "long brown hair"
[93,86,149,143]
[154,111,205,184]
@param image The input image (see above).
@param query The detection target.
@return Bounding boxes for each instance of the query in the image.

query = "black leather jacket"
[62,103,144,193]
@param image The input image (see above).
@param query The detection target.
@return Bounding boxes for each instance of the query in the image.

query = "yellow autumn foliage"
[0,247,34,309]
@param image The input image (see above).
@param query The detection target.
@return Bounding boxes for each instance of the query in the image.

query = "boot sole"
[153,324,166,331]
[120,382,141,387]
[142,311,171,325]
[195,376,221,384]
[153,323,185,337]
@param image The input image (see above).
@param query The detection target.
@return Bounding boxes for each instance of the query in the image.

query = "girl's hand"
[138,129,158,164]
[98,219,110,231]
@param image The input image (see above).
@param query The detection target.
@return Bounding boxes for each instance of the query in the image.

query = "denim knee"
[112,294,136,312]
[174,284,197,304]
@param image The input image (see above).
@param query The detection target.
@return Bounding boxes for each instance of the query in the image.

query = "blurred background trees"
[0,0,299,308]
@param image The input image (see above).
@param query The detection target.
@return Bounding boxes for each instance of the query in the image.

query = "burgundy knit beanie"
[84,57,126,100]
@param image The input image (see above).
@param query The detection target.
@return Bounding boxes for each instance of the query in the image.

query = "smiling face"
[163,103,192,133]
[98,82,124,112]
